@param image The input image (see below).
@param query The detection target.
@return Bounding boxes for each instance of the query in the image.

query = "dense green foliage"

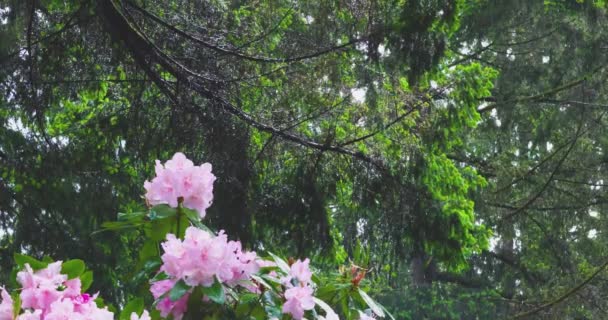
[2,0,608,318]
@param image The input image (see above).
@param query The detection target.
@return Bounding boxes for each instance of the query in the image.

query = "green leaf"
[140,259,161,274]
[267,252,290,273]
[380,304,396,320]
[358,288,385,317]
[314,297,338,319]
[14,254,47,270]
[120,298,144,320]
[12,292,20,319]
[146,220,171,242]
[181,207,199,222]
[181,207,211,231]
[148,204,177,220]
[258,266,279,274]
[61,259,86,279]
[98,220,142,233]
[138,240,159,264]
[80,271,94,292]
[117,211,146,222]
[201,277,225,304]
[169,279,191,302]
[151,271,170,282]
[250,274,273,291]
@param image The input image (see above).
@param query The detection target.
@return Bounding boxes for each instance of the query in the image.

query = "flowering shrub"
[2,153,391,320]
[0,257,142,320]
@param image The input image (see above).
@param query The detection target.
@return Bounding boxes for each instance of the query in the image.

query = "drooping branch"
[338,106,420,147]
[98,0,423,172]
[509,259,608,319]
[499,122,582,222]
[125,1,363,64]
[478,65,605,113]
[0,8,86,65]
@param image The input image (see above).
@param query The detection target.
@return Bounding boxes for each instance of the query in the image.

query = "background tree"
[3,0,608,319]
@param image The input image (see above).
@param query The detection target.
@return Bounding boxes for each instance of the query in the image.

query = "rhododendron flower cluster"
[144,152,216,218]
[0,262,114,320]
[159,227,259,287]
[281,259,316,319]
[152,226,260,319]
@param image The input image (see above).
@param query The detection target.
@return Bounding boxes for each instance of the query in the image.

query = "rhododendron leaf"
[260,274,282,287]
[94,297,105,308]
[169,279,191,302]
[151,271,170,282]
[117,211,146,222]
[99,220,143,232]
[141,258,161,272]
[250,274,274,291]
[311,273,322,283]
[181,207,200,222]
[11,292,20,319]
[201,277,225,305]
[258,266,279,274]
[146,220,172,241]
[381,304,396,320]
[315,284,338,300]
[149,309,162,320]
[61,259,86,279]
[224,286,238,302]
[235,294,265,319]
[314,297,338,318]
[138,240,159,266]
[120,298,144,320]
[267,252,290,273]
[240,293,259,304]
[80,270,94,291]
[261,291,282,318]
[148,204,177,220]
[14,253,47,270]
[357,288,385,317]
[182,207,211,232]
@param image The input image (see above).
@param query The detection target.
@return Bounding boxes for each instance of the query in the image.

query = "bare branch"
[510,259,608,319]
[99,0,389,170]
[125,1,362,64]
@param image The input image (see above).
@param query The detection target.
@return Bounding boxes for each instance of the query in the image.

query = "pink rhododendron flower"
[17,262,82,314]
[158,227,258,288]
[282,286,315,319]
[280,258,316,319]
[43,297,113,320]
[281,258,313,288]
[63,279,82,298]
[221,240,259,287]
[0,287,13,320]
[130,310,151,320]
[290,259,312,284]
[12,262,113,320]
[144,152,216,218]
[150,279,189,320]
[17,309,42,320]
